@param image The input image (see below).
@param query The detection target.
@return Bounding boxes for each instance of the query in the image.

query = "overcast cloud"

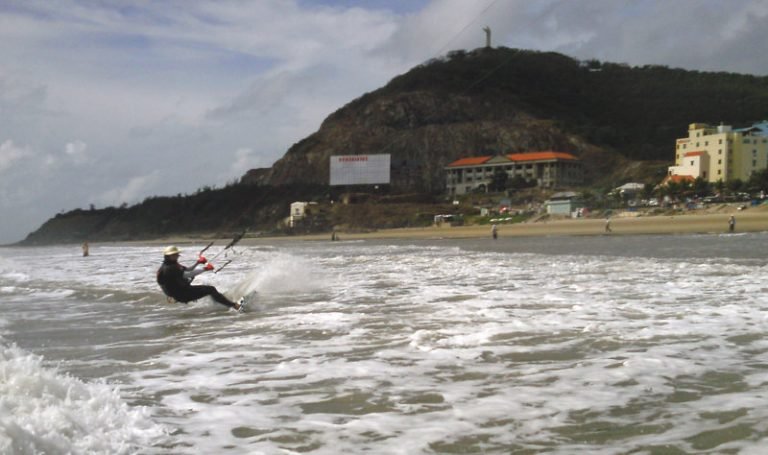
[1,0,768,243]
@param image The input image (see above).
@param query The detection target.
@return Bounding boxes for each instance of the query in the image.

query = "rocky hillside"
[252,47,768,191]
[257,66,611,191]
[263,92,617,191]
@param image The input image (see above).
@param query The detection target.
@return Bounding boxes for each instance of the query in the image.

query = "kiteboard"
[232,290,258,313]
[236,297,248,313]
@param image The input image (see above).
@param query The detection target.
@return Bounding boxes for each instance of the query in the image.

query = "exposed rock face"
[240,167,271,185]
[263,90,613,191]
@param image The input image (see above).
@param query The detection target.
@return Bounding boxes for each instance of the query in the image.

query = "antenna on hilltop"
[483,26,492,48]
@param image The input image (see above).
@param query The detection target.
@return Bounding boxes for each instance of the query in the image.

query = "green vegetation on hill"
[21,184,328,245]
[19,185,467,245]
[377,47,768,161]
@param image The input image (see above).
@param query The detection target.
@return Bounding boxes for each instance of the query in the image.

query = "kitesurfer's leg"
[189,285,238,309]
[209,287,239,309]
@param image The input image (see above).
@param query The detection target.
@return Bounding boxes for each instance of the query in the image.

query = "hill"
[19,185,468,245]
[20,47,768,244]
[256,47,768,190]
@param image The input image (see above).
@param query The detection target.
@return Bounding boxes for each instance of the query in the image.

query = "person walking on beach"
[491,223,498,239]
[605,217,612,233]
[156,246,243,311]
[728,215,736,233]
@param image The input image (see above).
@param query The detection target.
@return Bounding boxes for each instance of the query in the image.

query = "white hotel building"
[445,151,583,195]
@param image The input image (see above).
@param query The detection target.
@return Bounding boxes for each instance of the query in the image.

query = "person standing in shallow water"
[729,215,736,233]
[82,241,89,257]
[491,224,498,239]
[156,246,243,310]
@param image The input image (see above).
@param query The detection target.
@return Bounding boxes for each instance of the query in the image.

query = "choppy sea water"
[2,233,768,454]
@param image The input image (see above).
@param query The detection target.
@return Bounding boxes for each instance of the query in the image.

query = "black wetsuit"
[156,258,237,308]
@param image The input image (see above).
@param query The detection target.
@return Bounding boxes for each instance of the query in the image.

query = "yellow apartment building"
[668,122,768,183]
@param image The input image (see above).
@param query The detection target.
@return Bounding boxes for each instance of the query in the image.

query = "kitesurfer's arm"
[182,256,211,280]
[183,266,205,280]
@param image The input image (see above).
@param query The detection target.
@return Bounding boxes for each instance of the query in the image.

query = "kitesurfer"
[156,245,243,310]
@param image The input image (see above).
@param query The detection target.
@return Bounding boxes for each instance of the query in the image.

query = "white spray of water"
[227,251,327,299]
[0,338,166,454]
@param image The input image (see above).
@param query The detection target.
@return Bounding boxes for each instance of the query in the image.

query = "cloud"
[97,172,161,207]
[1,0,768,244]
[225,147,272,179]
[0,140,32,173]
[64,140,87,164]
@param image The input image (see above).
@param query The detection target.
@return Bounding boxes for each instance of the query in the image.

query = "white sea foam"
[2,236,768,453]
[0,337,166,454]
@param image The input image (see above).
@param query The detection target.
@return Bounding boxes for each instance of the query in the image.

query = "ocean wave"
[0,338,166,454]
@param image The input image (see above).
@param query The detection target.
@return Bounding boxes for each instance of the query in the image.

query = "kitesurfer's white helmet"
[163,245,181,256]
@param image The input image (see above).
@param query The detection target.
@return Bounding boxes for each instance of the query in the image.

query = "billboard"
[330,154,391,186]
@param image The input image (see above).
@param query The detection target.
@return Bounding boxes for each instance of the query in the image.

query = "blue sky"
[1,0,768,243]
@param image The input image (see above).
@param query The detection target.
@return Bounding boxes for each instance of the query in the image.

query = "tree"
[727,178,744,193]
[747,168,768,193]
[581,190,597,207]
[489,168,508,193]
[664,181,683,200]
[507,175,533,190]
[715,179,725,196]
[643,183,655,200]
[692,177,710,197]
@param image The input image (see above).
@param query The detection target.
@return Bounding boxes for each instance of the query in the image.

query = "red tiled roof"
[507,151,578,162]
[446,156,493,167]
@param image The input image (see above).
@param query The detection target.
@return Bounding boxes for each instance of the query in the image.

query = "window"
[753,160,757,167]
[719,149,722,155]
[718,170,722,175]
[705,141,709,146]
[718,159,722,164]
[719,139,723,144]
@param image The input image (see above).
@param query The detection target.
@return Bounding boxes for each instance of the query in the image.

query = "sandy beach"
[239,204,768,243]
[124,204,768,247]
